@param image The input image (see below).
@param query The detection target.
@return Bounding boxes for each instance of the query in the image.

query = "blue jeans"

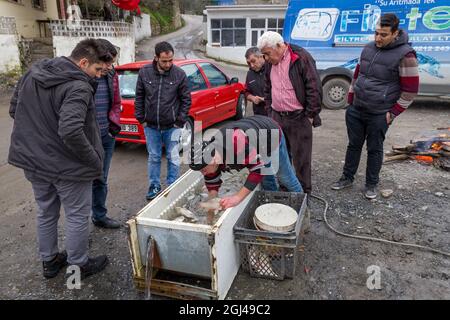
[92,133,115,221]
[261,133,303,193]
[144,126,181,188]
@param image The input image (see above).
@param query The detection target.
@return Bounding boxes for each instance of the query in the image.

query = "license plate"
[121,124,138,133]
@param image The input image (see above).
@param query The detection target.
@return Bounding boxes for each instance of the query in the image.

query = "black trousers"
[343,105,389,187]
[271,109,313,194]
[253,103,268,116]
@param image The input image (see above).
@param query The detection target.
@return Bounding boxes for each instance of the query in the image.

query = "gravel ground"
[2,13,448,301]
[1,83,449,300]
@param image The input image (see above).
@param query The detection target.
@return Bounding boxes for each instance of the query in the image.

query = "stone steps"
[24,38,54,69]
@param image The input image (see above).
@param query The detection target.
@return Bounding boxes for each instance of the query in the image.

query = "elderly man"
[245,47,268,116]
[257,31,322,196]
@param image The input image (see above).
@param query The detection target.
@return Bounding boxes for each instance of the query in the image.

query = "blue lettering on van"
[339,5,450,33]
[284,0,450,90]
[288,2,448,45]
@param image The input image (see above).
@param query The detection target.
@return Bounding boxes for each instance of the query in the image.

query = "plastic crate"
[233,191,306,280]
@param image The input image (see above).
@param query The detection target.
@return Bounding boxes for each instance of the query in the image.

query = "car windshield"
[118,70,139,99]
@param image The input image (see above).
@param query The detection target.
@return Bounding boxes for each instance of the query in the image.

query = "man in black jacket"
[135,41,191,200]
[244,47,267,116]
[8,39,112,280]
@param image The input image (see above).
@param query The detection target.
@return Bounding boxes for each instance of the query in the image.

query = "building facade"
[0,1,152,72]
[0,16,21,72]
[0,0,60,38]
[204,4,287,64]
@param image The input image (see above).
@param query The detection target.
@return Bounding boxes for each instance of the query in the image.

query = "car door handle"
[214,91,219,95]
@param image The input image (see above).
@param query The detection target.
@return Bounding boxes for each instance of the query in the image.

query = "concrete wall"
[50,20,135,65]
[134,14,151,43]
[0,0,59,38]
[0,16,21,73]
[0,34,21,73]
[205,5,286,65]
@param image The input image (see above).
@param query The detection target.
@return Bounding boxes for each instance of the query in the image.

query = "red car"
[115,59,247,149]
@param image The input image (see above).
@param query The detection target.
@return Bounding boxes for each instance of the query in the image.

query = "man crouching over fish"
[189,115,302,209]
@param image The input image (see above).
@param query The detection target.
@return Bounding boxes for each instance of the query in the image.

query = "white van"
[283,0,450,109]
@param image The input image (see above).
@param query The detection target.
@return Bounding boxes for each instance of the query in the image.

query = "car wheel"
[179,117,194,154]
[322,77,350,110]
[234,93,246,120]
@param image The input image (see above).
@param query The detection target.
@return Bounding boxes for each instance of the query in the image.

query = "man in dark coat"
[135,41,191,200]
[8,39,113,279]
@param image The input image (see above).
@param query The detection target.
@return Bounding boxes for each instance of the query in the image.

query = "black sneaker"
[364,186,377,199]
[92,216,121,229]
[331,176,353,190]
[146,185,161,201]
[43,251,68,279]
[78,255,109,280]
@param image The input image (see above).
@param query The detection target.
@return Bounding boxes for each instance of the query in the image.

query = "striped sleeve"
[390,52,419,116]
[233,129,264,191]
[204,170,222,192]
[347,62,360,105]
[244,162,265,191]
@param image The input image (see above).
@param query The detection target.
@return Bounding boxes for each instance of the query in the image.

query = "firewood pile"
[384,127,450,171]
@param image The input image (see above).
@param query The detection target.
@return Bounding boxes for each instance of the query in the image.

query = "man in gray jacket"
[8,39,112,279]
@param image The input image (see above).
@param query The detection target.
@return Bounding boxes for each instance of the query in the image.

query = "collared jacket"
[245,63,267,115]
[134,61,191,130]
[264,44,323,127]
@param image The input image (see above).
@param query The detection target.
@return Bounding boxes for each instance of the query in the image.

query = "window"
[250,18,284,46]
[32,0,46,11]
[210,18,246,47]
[212,30,220,43]
[251,19,265,29]
[180,64,207,92]
[199,63,228,88]
[267,18,284,36]
[250,19,266,47]
[118,70,139,98]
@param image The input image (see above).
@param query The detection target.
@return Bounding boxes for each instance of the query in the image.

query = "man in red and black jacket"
[258,31,323,196]
[190,115,302,209]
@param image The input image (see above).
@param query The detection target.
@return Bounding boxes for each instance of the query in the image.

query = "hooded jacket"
[8,57,104,181]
